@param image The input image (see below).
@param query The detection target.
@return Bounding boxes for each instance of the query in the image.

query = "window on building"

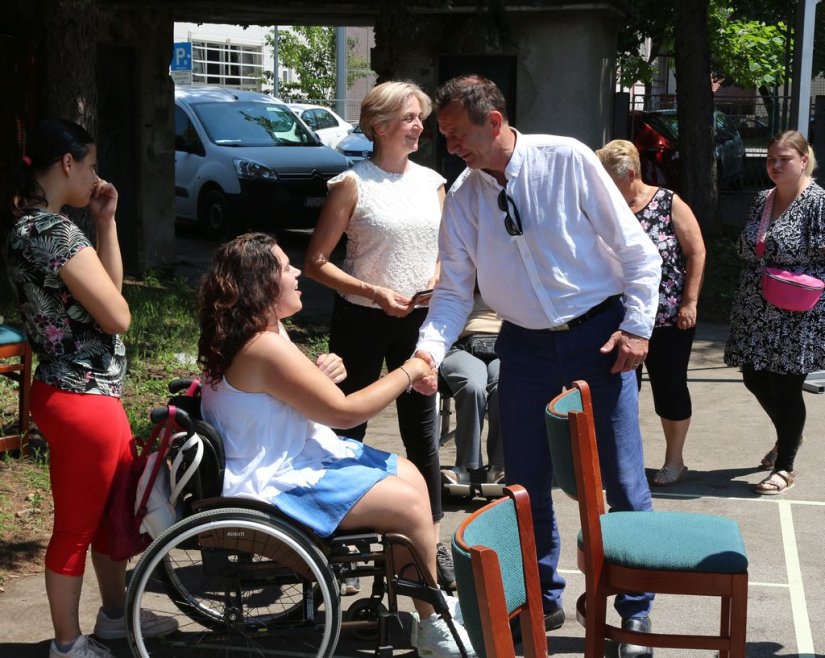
[191,40,264,90]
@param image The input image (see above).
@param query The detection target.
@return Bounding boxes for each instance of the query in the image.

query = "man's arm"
[413,193,478,392]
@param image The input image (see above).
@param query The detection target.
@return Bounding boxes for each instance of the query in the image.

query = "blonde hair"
[595,139,641,180]
[359,81,432,141]
[769,130,818,176]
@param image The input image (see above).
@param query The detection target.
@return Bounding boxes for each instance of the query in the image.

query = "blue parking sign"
[171,42,192,71]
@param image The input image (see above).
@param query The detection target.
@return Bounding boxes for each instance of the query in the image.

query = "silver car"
[335,126,374,165]
[174,86,350,237]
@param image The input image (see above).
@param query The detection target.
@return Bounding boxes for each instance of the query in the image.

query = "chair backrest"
[545,381,606,572]
[452,485,546,658]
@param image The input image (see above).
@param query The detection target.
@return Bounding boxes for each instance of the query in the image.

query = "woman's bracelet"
[398,365,413,394]
[371,286,378,303]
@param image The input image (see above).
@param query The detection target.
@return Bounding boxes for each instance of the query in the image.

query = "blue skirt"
[270,438,397,537]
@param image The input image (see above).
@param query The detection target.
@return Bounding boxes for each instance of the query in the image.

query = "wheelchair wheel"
[126,507,341,658]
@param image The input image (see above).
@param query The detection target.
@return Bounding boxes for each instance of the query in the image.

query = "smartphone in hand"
[410,288,434,307]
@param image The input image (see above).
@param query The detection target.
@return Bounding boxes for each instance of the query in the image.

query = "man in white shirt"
[415,75,661,657]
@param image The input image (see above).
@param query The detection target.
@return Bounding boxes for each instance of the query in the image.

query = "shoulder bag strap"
[755,188,776,259]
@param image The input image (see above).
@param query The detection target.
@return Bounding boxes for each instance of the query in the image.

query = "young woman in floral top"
[4,119,175,658]
[597,139,706,487]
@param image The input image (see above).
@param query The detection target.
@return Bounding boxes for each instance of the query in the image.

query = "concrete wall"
[386,6,621,171]
[510,12,617,149]
[99,7,176,273]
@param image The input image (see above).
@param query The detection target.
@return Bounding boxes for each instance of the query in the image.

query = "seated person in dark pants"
[440,293,504,487]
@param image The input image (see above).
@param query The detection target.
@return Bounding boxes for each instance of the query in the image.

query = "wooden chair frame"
[453,485,547,658]
[0,335,32,456]
[547,380,748,658]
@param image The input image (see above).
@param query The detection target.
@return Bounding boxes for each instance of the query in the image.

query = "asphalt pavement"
[2,230,824,657]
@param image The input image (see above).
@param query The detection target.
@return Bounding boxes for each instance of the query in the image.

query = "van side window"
[175,106,204,154]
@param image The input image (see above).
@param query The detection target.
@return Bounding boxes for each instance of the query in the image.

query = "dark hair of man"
[434,74,509,126]
[197,232,283,383]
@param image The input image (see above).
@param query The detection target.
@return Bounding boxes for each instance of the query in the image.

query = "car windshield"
[192,102,317,147]
[646,113,679,141]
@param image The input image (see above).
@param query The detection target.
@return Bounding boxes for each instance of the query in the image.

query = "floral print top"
[5,210,126,396]
[635,188,684,326]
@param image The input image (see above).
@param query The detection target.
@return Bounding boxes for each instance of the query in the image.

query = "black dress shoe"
[618,616,653,658]
[544,607,565,631]
[511,606,564,644]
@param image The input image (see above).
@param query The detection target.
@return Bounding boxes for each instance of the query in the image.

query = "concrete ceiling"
[100,0,632,27]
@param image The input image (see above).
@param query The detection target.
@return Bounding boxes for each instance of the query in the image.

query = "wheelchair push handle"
[149,405,195,433]
[168,378,201,395]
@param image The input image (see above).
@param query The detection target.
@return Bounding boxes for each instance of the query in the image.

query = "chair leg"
[582,589,608,658]
[729,575,749,658]
[719,593,731,658]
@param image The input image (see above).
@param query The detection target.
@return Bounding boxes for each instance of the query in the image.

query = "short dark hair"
[434,75,508,125]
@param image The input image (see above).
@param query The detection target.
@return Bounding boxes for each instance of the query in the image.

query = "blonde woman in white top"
[304,81,453,588]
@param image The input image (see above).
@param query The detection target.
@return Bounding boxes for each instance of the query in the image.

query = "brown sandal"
[755,469,795,495]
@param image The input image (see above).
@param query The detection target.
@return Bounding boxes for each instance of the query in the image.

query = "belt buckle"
[547,323,570,332]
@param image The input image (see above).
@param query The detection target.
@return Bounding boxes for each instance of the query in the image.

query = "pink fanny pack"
[755,189,824,312]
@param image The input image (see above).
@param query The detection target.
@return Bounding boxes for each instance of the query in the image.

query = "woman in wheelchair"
[196,232,475,658]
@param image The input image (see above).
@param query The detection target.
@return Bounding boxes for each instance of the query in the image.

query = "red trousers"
[31,381,132,576]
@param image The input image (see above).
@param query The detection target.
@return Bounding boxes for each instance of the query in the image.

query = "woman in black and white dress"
[724,130,825,494]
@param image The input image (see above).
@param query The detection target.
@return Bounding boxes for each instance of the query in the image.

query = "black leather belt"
[545,295,622,332]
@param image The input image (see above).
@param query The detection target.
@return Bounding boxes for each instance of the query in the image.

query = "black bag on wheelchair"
[454,333,498,363]
[135,378,226,539]
[165,379,226,506]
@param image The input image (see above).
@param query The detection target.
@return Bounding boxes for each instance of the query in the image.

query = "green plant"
[698,236,741,324]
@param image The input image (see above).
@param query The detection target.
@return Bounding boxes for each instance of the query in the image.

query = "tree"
[263,26,370,102]
[674,0,718,229]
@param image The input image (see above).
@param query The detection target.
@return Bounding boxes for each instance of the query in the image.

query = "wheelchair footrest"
[442,481,506,499]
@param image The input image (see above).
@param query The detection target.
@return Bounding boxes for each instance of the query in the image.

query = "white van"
[174,86,350,236]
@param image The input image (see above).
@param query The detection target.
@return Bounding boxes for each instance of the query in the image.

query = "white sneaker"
[93,607,179,640]
[413,612,477,658]
[49,635,114,658]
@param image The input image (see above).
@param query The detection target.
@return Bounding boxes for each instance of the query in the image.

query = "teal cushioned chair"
[0,324,31,456]
[452,485,547,658]
[545,380,748,658]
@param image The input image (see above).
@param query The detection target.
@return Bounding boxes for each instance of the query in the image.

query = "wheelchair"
[124,380,470,658]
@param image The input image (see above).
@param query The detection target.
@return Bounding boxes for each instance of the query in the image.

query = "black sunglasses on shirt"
[497,189,524,236]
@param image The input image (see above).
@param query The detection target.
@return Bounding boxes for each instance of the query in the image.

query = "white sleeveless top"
[328,159,446,307]
[201,372,359,501]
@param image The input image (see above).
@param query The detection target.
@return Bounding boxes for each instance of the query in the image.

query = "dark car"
[174,86,350,238]
[629,109,746,190]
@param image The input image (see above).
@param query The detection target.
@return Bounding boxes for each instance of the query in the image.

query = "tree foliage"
[708,6,788,89]
[263,26,370,102]
[619,0,824,91]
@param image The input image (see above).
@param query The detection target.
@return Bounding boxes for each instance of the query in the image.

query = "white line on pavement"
[779,499,814,656]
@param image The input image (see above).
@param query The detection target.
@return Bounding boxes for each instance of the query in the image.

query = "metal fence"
[628,92,823,190]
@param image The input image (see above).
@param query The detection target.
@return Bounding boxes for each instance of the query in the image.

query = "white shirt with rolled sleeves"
[416,132,661,366]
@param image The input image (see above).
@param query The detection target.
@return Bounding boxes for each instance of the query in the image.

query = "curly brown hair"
[198,232,283,382]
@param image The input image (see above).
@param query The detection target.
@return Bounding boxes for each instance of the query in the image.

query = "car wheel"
[198,188,232,239]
